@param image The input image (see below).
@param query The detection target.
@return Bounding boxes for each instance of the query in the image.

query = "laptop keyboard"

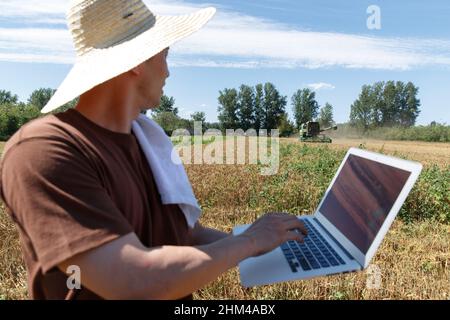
[280,219,346,273]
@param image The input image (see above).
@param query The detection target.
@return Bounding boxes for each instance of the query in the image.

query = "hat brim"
[41,7,216,113]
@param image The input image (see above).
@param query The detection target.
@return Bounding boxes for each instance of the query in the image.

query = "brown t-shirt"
[0,108,192,299]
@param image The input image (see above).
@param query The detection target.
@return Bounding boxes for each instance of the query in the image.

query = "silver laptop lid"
[315,148,422,268]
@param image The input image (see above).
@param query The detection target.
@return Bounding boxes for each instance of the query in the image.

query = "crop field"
[0,138,449,300]
[325,138,450,168]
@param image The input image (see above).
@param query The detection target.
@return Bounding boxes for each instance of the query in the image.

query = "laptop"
[233,147,422,287]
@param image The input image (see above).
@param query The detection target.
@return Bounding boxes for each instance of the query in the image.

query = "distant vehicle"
[299,121,337,143]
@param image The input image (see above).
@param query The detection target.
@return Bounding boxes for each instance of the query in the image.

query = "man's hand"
[239,213,308,257]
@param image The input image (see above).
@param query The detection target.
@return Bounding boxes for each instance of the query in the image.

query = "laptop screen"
[318,154,411,254]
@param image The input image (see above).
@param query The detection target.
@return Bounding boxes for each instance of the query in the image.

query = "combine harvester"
[299,121,337,143]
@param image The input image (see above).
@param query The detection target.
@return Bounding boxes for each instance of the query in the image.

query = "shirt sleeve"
[0,137,134,273]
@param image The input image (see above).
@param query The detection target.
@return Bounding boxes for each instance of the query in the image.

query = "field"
[326,139,450,168]
[0,138,449,299]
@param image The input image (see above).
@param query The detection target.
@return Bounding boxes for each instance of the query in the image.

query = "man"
[0,0,306,300]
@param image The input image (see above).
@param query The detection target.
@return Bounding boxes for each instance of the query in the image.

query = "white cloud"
[0,0,449,70]
[0,27,74,64]
[307,83,335,91]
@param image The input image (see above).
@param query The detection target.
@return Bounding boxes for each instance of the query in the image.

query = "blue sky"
[0,0,449,124]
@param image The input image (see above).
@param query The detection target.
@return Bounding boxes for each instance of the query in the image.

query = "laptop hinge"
[312,217,356,261]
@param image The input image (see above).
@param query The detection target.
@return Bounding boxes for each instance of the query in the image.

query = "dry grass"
[0,139,448,300]
[0,203,28,299]
[285,138,450,168]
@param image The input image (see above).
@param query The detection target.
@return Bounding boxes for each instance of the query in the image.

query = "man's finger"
[285,230,304,243]
[274,215,308,235]
[296,220,308,236]
[284,218,308,236]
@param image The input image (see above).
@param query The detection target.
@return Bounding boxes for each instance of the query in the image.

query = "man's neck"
[74,86,141,134]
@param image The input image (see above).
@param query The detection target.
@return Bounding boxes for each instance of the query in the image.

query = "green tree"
[28,88,56,110]
[403,82,420,127]
[205,122,221,131]
[394,81,406,125]
[278,113,295,137]
[217,88,239,131]
[371,81,385,126]
[189,112,207,134]
[0,103,40,140]
[254,84,264,132]
[292,88,319,129]
[191,111,206,123]
[237,84,255,131]
[350,85,373,131]
[0,104,19,139]
[262,82,286,131]
[152,111,181,136]
[350,81,421,129]
[178,117,195,135]
[382,81,397,126]
[0,90,19,105]
[17,103,40,127]
[318,103,334,127]
[152,95,178,115]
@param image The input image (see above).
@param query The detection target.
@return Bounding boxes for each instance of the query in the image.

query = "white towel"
[131,114,201,228]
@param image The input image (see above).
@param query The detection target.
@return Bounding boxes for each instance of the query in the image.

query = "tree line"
[0,80,425,141]
[148,95,221,135]
[0,88,76,140]
[216,83,335,136]
[350,81,421,130]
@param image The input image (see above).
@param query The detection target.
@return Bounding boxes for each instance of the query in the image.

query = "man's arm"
[58,213,307,300]
[59,232,250,300]
[189,222,230,245]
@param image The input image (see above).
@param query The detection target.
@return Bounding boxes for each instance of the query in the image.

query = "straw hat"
[41,0,216,113]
